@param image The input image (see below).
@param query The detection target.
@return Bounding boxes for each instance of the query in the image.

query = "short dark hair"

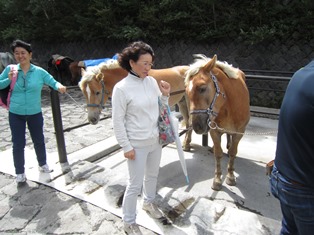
[118,41,155,71]
[11,39,32,53]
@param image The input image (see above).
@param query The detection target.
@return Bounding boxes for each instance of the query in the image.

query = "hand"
[58,85,67,94]
[124,149,135,160]
[159,80,171,96]
[8,69,17,80]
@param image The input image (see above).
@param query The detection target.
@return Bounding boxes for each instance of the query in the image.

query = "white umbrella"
[169,114,190,184]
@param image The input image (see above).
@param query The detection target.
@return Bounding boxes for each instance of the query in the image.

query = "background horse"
[48,54,119,86]
[0,52,15,73]
[48,54,75,86]
[79,59,193,151]
[185,54,250,191]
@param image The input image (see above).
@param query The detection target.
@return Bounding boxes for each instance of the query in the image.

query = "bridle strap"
[190,72,225,124]
[170,89,185,96]
[86,80,107,109]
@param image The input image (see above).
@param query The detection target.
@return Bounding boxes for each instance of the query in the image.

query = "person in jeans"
[112,41,170,235]
[270,59,314,235]
[0,39,66,184]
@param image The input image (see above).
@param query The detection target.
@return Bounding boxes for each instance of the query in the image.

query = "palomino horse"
[185,54,250,191]
[79,59,193,151]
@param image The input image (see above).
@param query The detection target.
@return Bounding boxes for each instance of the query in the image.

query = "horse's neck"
[150,65,189,79]
[100,68,126,97]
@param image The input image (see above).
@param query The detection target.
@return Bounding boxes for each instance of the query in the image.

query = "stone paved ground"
[0,172,130,235]
[0,87,114,154]
[0,87,281,235]
[0,87,139,235]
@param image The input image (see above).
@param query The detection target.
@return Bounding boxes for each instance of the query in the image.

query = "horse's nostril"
[89,117,97,124]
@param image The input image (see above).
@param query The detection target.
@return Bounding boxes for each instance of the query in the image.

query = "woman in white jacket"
[112,41,170,235]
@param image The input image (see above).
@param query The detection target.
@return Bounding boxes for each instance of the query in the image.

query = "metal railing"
[49,69,294,163]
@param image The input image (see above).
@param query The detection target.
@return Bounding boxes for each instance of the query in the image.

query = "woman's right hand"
[124,149,135,160]
[8,70,17,80]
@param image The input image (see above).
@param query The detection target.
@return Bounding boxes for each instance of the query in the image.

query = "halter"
[86,80,108,110]
[190,72,225,126]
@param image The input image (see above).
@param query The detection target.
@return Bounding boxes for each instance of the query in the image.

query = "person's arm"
[41,67,66,93]
[0,66,11,89]
[112,87,133,153]
[159,79,171,105]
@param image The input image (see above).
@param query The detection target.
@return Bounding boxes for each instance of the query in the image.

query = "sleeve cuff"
[160,95,169,104]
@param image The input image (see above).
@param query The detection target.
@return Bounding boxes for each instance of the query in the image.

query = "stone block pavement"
[0,87,282,234]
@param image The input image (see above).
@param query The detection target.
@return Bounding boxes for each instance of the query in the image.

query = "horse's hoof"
[211,182,222,191]
[226,177,236,186]
[183,145,191,152]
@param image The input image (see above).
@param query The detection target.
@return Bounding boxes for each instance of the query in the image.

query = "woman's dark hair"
[118,41,155,71]
[10,39,32,53]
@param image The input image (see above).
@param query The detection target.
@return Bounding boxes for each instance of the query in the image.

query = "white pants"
[122,142,162,224]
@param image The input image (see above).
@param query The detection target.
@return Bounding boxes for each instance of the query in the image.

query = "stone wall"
[2,38,313,71]
[1,38,313,108]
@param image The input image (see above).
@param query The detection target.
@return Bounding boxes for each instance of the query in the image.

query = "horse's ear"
[204,54,217,73]
[96,73,104,82]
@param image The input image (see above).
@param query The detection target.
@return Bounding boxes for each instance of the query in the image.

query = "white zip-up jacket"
[112,73,168,152]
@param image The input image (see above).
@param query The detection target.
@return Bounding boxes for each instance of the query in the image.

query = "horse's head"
[48,55,74,86]
[79,59,126,125]
[79,67,107,124]
[0,52,15,73]
[185,54,228,134]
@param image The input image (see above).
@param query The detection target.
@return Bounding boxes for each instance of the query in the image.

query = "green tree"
[0,0,313,44]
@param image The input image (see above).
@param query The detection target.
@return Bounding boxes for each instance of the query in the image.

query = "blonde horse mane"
[79,59,120,90]
[185,54,239,85]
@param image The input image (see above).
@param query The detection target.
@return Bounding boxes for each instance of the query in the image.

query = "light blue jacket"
[0,64,61,115]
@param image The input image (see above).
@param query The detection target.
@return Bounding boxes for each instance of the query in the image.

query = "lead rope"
[63,92,87,112]
[62,92,88,123]
[179,123,277,136]
[208,121,278,135]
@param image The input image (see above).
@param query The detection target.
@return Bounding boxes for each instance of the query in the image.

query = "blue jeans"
[9,112,47,174]
[270,164,314,235]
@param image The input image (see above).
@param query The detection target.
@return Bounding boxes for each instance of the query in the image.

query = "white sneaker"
[38,164,53,173]
[123,222,142,235]
[142,202,163,219]
[16,173,26,183]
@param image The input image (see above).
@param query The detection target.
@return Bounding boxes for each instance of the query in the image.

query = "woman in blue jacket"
[0,39,66,184]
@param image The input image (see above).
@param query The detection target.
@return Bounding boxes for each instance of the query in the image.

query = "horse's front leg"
[183,129,192,151]
[225,134,243,186]
[210,130,223,191]
[178,95,192,151]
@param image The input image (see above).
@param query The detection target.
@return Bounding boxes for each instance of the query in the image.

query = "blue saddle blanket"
[84,54,118,67]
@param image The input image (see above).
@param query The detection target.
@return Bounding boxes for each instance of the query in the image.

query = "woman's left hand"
[58,85,67,94]
[159,80,171,96]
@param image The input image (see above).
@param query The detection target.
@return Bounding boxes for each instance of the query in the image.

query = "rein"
[170,89,185,96]
[190,72,225,126]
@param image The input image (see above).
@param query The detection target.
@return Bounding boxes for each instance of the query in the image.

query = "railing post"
[202,134,208,147]
[50,88,68,163]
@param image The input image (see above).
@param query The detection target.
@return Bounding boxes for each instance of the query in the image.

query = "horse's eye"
[95,91,101,96]
[198,86,207,94]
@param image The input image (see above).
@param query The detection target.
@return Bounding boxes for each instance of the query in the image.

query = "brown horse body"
[185,55,250,190]
[79,60,193,151]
